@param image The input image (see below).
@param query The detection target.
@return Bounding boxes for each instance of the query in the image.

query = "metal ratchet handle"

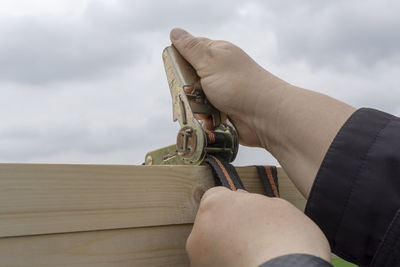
[144,46,238,166]
[163,45,238,164]
[162,46,209,164]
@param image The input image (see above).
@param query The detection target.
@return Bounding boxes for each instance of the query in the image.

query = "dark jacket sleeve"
[305,108,400,267]
[258,254,333,267]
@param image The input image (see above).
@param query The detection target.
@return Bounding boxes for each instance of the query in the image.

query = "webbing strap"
[204,155,245,191]
[204,155,280,197]
[255,165,280,197]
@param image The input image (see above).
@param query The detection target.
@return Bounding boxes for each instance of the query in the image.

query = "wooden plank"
[0,224,191,267]
[0,225,340,267]
[0,164,211,238]
[0,164,305,238]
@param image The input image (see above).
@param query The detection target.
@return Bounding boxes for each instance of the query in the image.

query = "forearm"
[169,28,355,198]
[252,72,356,197]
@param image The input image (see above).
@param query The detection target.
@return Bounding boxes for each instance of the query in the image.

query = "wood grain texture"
[0,164,306,267]
[0,164,305,238]
[0,224,191,267]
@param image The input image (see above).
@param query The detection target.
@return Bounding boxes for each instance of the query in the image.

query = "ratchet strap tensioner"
[144,45,279,197]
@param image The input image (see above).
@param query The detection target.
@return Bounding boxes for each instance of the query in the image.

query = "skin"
[187,187,331,267]
[170,28,356,266]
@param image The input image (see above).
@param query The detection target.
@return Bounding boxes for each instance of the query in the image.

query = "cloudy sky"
[0,0,399,166]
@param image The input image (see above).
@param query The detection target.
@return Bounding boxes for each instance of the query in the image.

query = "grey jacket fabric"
[260,108,400,267]
[259,254,333,267]
[305,108,400,266]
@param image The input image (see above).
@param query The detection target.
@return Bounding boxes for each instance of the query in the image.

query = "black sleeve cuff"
[305,108,400,266]
[259,254,333,267]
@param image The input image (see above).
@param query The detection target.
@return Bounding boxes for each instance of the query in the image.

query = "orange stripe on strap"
[205,130,216,144]
[210,155,237,191]
[264,166,279,197]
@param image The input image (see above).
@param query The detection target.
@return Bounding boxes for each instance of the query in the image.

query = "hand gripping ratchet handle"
[144,46,238,165]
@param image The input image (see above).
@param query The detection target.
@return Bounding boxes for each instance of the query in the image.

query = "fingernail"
[237,189,249,193]
[171,28,188,41]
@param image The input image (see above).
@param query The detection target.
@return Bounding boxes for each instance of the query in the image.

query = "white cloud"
[0,0,93,17]
[0,0,398,166]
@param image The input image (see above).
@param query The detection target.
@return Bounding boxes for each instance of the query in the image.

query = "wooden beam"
[0,224,191,267]
[0,164,305,238]
[0,163,307,267]
[0,224,340,267]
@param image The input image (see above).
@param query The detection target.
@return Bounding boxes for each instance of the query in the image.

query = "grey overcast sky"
[0,0,399,165]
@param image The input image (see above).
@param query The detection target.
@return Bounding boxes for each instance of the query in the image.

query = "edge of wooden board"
[0,164,305,238]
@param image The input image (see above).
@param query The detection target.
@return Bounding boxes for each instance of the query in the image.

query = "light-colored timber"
[0,164,306,266]
[0,224,192,267]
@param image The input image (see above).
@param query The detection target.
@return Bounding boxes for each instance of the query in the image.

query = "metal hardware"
[144,46,238,165]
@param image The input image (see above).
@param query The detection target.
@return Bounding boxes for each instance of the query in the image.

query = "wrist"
[250,72,292,151]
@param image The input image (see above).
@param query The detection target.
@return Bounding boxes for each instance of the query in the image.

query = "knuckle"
[274,197,290,205]
[211,40,235,50]
[201,186,226,202]
[199,186,229,210]
[182,37,203,52]
[206,40,238,63]
[197,37,211,43]
[209,40,236,54]
[270,197,296,212]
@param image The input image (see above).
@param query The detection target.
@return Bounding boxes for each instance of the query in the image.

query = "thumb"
[170,28,210,70]
[236,189,249,193]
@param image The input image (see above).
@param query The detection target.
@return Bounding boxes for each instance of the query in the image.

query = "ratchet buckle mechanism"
[144,46,238,165]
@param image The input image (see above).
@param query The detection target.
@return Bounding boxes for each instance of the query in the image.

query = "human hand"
[170,28,289,147]
[186,187,331,267]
